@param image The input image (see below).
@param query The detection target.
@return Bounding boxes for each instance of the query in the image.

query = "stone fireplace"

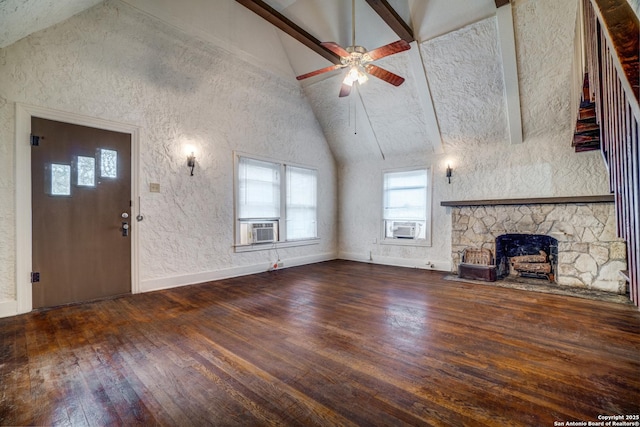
[443,197,628,294]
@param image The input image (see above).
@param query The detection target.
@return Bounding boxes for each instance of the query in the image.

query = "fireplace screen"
[495,234,558,282]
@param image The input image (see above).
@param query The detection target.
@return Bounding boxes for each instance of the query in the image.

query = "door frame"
[15,103,140,314]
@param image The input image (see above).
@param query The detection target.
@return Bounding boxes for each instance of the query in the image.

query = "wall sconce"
[187,152,196,176]
[446,164,452,183]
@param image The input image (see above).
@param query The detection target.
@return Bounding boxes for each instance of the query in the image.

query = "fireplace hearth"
[495,234,558,282]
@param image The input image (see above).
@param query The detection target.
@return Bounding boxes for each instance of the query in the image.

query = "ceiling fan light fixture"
[343,66,368,86]
[293,0,409,97]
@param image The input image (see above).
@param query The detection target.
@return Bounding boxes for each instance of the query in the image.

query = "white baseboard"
[338,251,452,272]
[0,300,18,318]
[139,252,337,293]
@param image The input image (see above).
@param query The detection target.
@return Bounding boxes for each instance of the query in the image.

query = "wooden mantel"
[440,195,614,207]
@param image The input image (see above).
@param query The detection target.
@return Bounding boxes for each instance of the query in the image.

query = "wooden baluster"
[615,74,625,239]
[631,116,639,302]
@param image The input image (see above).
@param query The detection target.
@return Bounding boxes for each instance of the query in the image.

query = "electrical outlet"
[269,260,284,271]
[149,183,160,193]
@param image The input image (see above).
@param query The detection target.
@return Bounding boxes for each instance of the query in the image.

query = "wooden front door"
[31,117,132,309]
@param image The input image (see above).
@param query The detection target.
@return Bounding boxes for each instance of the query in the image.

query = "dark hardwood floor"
[1,260,639,426]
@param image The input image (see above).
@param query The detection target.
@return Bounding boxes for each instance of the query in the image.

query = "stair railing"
[582,0,639,306]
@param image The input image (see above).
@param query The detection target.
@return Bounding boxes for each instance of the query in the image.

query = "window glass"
[286,166,317,240]
[238,157,280,219]
[77,156,96,187]
[51,164,71,196]
[100,149,117,178]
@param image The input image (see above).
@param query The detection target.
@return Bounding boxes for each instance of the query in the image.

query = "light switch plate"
[149,183,160,193]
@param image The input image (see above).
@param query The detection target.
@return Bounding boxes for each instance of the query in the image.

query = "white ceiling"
[0,0,503,164]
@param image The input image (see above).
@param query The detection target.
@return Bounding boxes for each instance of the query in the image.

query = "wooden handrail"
[590,0,640,113]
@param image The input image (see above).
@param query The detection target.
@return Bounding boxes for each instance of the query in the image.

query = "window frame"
[380,166,433,247]
[233,152,320,252]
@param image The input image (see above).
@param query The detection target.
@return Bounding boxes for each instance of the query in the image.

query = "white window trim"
[380,166,433,247]
[233,151,319,252]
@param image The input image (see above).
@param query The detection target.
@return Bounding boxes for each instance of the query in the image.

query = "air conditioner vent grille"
[251,222,276,243]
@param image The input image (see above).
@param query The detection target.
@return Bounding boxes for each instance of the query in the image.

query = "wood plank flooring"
[1,260,639,426]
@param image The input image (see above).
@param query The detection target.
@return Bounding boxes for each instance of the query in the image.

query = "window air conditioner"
[392,221,417,239]
[251,222,276,243]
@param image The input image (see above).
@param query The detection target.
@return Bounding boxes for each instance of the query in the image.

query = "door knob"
[122,212,129,219]
[122,222,129,237]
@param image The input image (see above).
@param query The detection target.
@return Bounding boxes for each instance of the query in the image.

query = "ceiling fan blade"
[296,64,344,80]
[339,84,352,97]
[366,40,411,61]
[364,64,405,86]
[320,42,351,58]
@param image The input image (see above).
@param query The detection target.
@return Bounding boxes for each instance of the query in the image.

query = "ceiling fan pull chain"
[354,84,358,135]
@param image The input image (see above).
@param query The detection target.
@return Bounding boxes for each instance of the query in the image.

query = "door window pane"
[77,156,96,187]
[51,164,71,196]
[100,149,117,178]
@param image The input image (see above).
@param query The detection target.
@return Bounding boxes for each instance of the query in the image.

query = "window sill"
[380,238,432,248]
[234,238,320,253]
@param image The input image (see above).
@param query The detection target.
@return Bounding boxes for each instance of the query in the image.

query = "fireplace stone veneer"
[449,202,627,293]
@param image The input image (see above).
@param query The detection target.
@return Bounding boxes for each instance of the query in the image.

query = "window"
[235,154,318,248]
[382,168,430,244]
[77,156,96,187]
[286,166,317,240]
[238,157,280,220]
[50,163,71,196]
[100,148,117,178]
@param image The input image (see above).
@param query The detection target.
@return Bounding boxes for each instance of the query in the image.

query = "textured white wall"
[0,1,337,302]
[0,0,103,48]
[337,0,610,269]
[121,0,296,80]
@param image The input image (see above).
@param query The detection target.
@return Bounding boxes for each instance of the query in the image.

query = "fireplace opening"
[495,234,558,282]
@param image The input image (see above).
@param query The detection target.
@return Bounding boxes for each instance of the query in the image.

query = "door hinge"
[30,134,41,146]
[31,272,40,283]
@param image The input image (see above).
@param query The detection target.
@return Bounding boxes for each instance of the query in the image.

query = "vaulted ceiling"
[1,0,518,164]
[237,0,506,163]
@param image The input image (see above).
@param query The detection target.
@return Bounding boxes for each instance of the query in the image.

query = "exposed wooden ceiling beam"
[235,0,341,65]
[364,0,414,43]
[495,0,511,8]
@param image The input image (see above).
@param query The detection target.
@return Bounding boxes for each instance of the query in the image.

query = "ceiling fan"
[295,0,410,97]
